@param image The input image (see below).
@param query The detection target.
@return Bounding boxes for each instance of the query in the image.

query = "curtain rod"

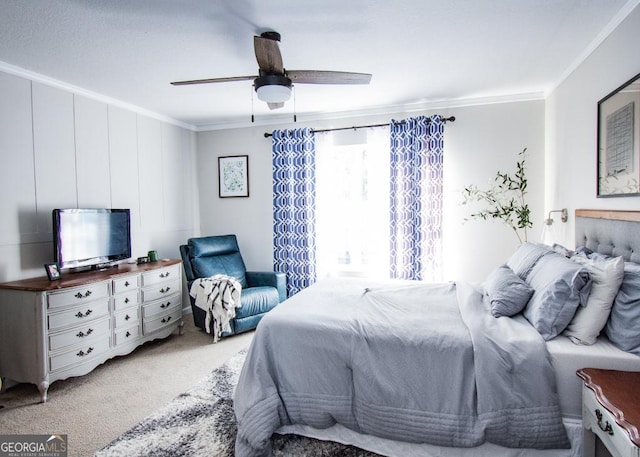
[263,115,455,138]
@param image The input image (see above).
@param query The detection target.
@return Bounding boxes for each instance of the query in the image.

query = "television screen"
[53,208,131,270]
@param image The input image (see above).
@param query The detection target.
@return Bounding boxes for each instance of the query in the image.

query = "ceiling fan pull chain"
[251,84,255,123]
[293,86,297,123]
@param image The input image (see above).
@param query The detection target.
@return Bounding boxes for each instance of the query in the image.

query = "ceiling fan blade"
[254,35,284,74]
[287,70,372,85]
[267,102,285,110]
[170,75,256,86]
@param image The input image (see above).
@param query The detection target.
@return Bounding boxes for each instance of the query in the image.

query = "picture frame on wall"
[218,155,249,198]
[597,72,640,197]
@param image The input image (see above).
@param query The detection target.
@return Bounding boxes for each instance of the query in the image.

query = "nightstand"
[577,368,640,457]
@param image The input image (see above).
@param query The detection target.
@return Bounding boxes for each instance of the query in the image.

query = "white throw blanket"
[189,274,242,342]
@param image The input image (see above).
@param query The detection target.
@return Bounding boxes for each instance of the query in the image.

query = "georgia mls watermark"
[0,434,67,457]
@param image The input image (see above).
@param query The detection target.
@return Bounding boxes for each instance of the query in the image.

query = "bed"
[234,209,640,457]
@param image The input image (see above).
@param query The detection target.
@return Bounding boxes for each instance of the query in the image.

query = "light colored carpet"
[94,349,381,457]
[0,314,253,457]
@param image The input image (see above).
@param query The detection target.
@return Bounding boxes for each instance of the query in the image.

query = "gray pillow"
[484,265,534,317]
[523,251,591,340]
[563,254,624,345]
[506,242,553,281]
[605,262,640,355]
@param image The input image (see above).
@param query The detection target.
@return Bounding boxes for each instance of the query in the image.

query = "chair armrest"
[246,271,287,302]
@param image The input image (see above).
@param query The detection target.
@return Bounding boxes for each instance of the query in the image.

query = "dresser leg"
[178,320,184,336]
[583,427,596,457]
[38,381,49,403]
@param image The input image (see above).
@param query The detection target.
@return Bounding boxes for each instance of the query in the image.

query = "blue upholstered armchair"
[180,235,286,336]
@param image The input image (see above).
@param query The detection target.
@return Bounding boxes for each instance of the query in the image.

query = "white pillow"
[563,254,624,345]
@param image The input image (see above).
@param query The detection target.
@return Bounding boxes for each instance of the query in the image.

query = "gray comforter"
[234,279,569,457]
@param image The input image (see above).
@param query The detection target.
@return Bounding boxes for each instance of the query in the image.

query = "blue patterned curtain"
[389,115,444,281]
[272,128,317,297]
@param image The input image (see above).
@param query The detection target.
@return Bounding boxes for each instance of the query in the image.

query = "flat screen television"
[52,208,132,271]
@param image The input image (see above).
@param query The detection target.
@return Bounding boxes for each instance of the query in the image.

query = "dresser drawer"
[48,299,110,330]
[141,295,181,319]
[114,325,141,346]
[49,335,110,372]
[48,316,110,351]
[142,279,179,302]
[113,308,140,329]
[47,281,110,309]
[112,290,139,311]
[583,385,639,457]
[141,265,180,287]
[112,275,138,294]
[143,308,181,334]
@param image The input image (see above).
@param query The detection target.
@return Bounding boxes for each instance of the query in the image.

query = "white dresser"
[0,260,183,402]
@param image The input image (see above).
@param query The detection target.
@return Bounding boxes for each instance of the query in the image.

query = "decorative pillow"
[605,261,640,356]
[563,254,624,345]
[522,251,591,340]
[484,265,534,317]
[506,242,552,281]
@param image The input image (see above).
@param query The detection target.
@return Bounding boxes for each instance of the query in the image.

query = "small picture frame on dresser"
[44,263,60,281]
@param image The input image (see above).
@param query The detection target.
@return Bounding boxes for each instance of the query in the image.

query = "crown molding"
[194,91,545,132]
[0,60,196,131]
[546,0,640,97]
[0,58,542,133]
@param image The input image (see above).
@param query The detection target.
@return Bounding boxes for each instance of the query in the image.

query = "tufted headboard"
[574,209,640,263]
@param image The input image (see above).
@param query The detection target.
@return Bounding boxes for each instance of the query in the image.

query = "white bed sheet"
[277,420,582,457]
[547,334,640,419]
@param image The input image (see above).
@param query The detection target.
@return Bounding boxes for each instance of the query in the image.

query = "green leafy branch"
[461,148,532,243]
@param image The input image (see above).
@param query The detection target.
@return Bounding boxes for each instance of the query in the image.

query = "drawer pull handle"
[126,331,131,338]
[76,347,94,357]
[74,290,93,299]
[75,309,93,318]
[125,314,131,321]
[160,287,171,294]
[124,297,130,304]
[595,409,614,436]
[160,272,170,278]
[76,328,93,338]
[162,316,172,323]
[160,302,171,309]
[124,281,130,287]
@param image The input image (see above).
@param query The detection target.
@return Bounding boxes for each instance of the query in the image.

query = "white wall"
[444,101,545,281]
[0,70,200,282]
[545,4,640,246]
[197,100,545,282]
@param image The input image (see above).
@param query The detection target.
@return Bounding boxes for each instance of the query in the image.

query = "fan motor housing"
[253,74,292,90]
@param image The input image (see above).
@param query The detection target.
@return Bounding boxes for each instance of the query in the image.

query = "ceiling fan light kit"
[254,74,292,103]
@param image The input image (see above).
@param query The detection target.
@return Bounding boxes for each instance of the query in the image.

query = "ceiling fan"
[170,31,372,110]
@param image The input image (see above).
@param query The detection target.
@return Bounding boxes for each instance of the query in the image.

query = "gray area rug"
[95,350,382,456]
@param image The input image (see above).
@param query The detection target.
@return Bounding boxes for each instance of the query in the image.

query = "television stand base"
[93,262,118,271]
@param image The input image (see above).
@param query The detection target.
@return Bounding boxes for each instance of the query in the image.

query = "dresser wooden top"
[0,259,182,292]
[577,368,640,447]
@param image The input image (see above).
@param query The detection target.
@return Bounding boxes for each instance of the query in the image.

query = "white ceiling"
[0,0,636,131]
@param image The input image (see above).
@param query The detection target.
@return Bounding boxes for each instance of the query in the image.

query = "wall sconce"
[544,208,568,226]
[541,208,568,245]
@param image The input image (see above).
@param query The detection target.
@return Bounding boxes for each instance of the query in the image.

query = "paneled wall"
[0,70,200,282]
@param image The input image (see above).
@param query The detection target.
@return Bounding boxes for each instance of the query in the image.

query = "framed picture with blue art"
[597,72,640,197]
[219,155,249,198]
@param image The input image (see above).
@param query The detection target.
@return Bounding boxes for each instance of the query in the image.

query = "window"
[315,128,390,279]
